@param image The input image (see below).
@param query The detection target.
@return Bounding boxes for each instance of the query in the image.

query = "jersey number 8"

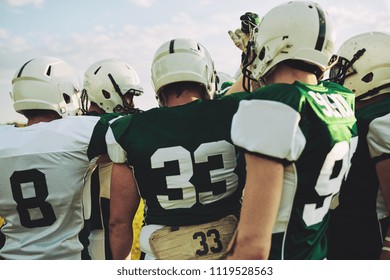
[10,169,56,228]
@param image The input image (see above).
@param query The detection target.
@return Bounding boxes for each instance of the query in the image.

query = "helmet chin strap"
[113,105,143,114]
[242,40,258,92]
[356,82,390,101]
[108,73,125,100]
[80,89,89,115]
[108,73,142,114]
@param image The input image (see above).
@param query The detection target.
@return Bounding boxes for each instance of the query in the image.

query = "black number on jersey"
[10,169,56,228]
[193,229,223,256]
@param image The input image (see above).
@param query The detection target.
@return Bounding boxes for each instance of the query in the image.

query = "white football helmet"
[213,71,236,99]
[245,1,335,87]
[329,31,390,100]
[10,56,81,117]
[151,38,216,105]
[82,58,143,113]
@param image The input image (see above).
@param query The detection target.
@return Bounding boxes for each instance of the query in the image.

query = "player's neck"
[89,102,106,114]
[165,90,203,107]
[266,64,318,85]
[27,115,61,126]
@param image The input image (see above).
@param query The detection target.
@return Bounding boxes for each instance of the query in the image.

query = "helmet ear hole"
[113,105,124,113]
[361,72,373,83]
[259,47,266,60]
[102,90,111,99]
[63,93,71,104]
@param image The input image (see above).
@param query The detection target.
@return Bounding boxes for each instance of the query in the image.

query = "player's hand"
[228,12,260,53]
[228,29,250,53]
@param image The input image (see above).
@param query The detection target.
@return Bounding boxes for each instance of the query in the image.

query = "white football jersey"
[367,113,390,219]
[0,116,108,259]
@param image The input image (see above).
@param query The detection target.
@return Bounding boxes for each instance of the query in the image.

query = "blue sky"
[1,0,389,124]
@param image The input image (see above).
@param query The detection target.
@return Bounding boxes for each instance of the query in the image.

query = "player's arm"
[376,158,390,260]
[109,162,140,260]
[367,116,390,259]
[227,152,283,259]
[226,12,261,95]
[226,74,244,95]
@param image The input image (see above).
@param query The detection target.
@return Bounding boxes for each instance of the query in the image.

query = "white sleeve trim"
[231,100,306,161]
[105,126,127,163]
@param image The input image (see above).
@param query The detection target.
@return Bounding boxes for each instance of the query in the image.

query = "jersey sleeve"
[87,113,120,161]
[367,113,390,162]
[231,99,306,161]
[105,115,130,163]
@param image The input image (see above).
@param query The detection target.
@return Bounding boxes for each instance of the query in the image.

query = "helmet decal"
[314,3,326,51]
[169,39,175,53]
[16,59,34,78]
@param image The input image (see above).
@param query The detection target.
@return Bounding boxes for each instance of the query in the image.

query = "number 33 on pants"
[149,215,238,260]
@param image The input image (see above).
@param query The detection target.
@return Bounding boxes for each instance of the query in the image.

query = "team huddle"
[0,1,389,260]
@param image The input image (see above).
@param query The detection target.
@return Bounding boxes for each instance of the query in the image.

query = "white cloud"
[130,0,155,8]
[0,6,243,124]
[0,28,31,54]
[0,28,10,38]
[327,4,390,49]
[0,67,27,124]
[5,0,44,7]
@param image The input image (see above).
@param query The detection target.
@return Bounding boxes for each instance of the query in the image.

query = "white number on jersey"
[308,91,354,118]
[151,140,238,210]
[303,137,357,226]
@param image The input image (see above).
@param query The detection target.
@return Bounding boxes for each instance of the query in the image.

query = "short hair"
[158,81,209,106]
[21,109,61,120]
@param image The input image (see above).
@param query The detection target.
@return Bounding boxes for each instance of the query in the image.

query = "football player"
[80,58,144,260]
[213,71,236,100]
[0,56,113,259]
[226,1,357,259]
[327,31,390,260]
[107,38,248,260]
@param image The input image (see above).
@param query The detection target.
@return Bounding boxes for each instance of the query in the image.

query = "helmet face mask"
[151,38,216,106]
[243,1,336,88]
[328,49,365,86]
[82,58,143,114]
[11,56,81,117]
[329,31,390,100]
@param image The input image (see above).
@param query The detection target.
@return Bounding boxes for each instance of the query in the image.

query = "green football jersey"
[231,81,357,260]
[328,96,390,259]
[107,93,249,226]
